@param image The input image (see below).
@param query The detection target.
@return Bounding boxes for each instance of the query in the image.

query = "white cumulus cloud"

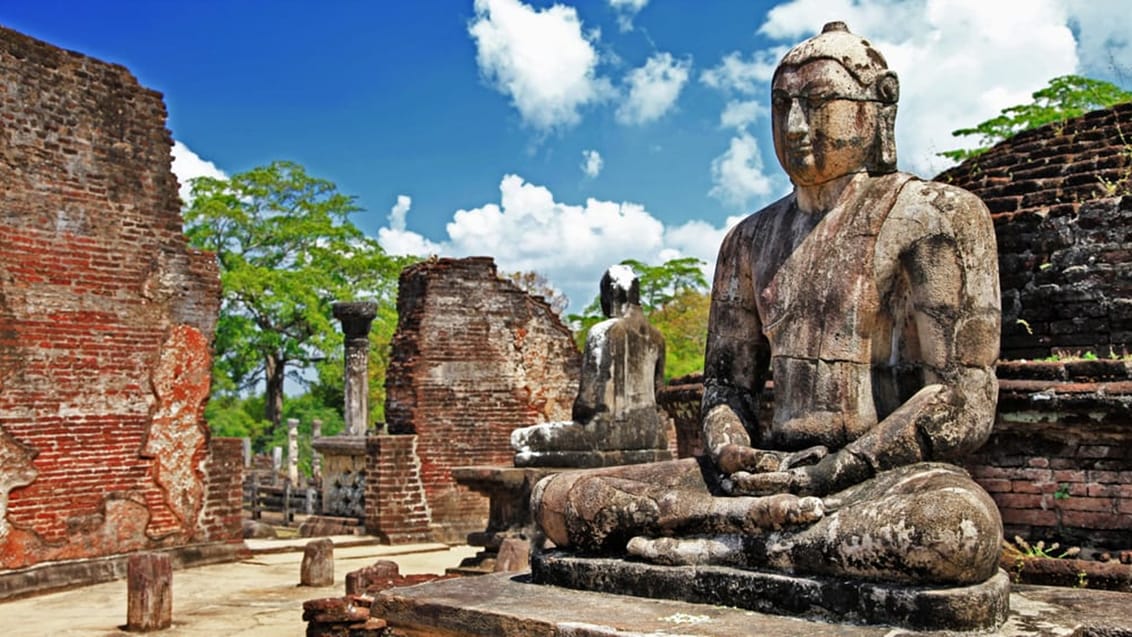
[720,99,766,130]
[469,0,612,132]
[700,49,783,95]
[581,149,604,178]
[709,131,775,209]
[378,195,444,258]
[375,174,730,310]
[170,141,226,205]
[1067,0,1132,83]
[608,0,649,32]
[616,52,692,125]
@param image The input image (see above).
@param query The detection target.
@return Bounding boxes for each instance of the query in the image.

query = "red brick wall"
[0,26,227,570]
[199,438,245,544]
[364,435,431,544]
[937,104,1132,360]
[381,257,580,543]
[967,360,1132,549]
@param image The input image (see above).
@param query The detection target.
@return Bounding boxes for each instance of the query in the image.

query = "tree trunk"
[264,354,285,434]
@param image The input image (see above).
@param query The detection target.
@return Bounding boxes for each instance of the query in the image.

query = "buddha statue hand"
[714,443,828,477]
[727,447,871,497]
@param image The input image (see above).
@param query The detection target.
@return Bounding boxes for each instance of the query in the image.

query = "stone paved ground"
[0,538,477,637]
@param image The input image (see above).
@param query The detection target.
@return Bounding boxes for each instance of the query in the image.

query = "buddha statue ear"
[873,70,899,173]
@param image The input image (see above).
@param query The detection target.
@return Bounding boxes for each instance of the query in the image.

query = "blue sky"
[4,0,1130,310]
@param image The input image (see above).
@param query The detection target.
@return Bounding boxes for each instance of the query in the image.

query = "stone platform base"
[372,571,1132,636]
[514,448,672,468]
[532,551,1010,632]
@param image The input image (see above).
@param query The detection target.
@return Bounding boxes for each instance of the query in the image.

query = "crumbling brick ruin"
[371,257,580,543]
[0,26,242,595]
[938,102,1132,360]
[936,103,1132,549]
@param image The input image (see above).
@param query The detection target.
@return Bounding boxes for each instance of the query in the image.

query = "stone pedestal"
[369,572,1132,636]
[450,466,561,572]
[126,553,172,632]
[531,552,1010,632]
[306,436,367,536]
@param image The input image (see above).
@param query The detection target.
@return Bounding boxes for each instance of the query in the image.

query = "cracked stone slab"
[531,552,1010,632]
[372,571,1132,637]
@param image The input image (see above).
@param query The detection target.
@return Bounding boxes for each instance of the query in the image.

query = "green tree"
[568,257,710,379]
[940,75,1132,161]
[184,161,407,436]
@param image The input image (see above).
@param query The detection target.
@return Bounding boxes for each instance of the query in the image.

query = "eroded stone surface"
[528,22,1006,630]
[371,573,1131,636]
[512,266,670,467]
[301,539,335,587]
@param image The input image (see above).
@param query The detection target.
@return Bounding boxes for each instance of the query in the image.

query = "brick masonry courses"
[375,257,581,543]
[937,102,1132,360]
[0,25,241,577]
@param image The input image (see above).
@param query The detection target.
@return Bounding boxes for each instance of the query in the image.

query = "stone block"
[301,539,334,587]
[493,537,530,573]
[530,552,1011,632]
[345,560,400,595]
[126,553,172,632]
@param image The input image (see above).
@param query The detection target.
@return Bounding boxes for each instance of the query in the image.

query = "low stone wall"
[657,362,1131,549]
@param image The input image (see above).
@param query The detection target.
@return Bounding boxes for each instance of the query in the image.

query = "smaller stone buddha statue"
[511,265,670,468]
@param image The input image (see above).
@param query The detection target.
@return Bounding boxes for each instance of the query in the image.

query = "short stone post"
[126,552,172,631]
[241,437,252,468]
[271,446,283,484]
[300,538,335,586]
[311,418,323,481]
[287,418,299,486]
[331,301,377,436]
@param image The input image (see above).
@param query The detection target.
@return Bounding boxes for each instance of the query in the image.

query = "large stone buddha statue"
[529,23,1006,627]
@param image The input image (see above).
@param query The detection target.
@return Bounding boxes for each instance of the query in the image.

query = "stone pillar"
[288,418,299,485]
[311,419,323,481]
[126,553,172,631]
[332,301,377,436]
[300,538,334,586]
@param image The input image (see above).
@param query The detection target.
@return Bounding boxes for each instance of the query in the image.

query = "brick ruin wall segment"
[937,102,1132,361]
[0,26,241,575]
[377,257,581,543]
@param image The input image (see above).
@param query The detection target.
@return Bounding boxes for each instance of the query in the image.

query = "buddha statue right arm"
[701,222,781,476]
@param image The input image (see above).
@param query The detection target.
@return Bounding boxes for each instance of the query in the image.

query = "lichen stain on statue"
[511,265,670,468]
[530,21,1006,622]
[142,324,211,539]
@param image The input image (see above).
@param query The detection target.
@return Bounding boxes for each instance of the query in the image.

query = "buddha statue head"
[771,22,899,186]
[599,264,640,318]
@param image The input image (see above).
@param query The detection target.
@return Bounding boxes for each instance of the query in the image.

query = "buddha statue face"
[771,22,899,187]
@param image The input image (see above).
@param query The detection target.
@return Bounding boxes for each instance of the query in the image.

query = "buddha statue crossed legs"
[531,22,1003,587]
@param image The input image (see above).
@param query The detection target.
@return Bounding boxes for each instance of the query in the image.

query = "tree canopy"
[184,161,408,438]
[939,75,1132,162]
